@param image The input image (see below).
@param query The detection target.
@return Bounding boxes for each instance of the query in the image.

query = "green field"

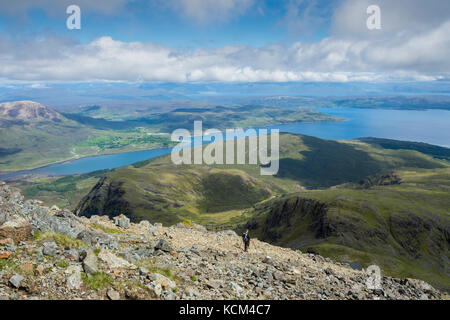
[0,104,340,171]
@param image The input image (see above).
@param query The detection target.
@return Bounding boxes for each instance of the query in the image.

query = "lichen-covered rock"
[82,249,99,275]
[114,214,130,229]
[98,249,136,270]
[0,216,32,243]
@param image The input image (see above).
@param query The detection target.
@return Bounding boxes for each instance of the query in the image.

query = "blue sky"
[0,0,449,83]
[1,0,332,47]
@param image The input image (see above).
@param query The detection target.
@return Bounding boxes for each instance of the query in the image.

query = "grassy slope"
[12,170,111,209]
[245,168,450,291]
[0,105,339,172]
[74,133,448,222]
[15,133,450,289]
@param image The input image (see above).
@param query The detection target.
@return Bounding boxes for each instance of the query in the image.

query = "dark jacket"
[242,232,250,243]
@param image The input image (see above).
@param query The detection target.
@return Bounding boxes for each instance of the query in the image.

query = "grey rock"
[133,246,155,258]
[147,283,162,297]
[66,267,82,290]
[139,220,151,229]
[82,250,99,275]
[98,249,136,269]
[42,247,57,256]
[76,229,118,250]
[113,214,130,229]
[140,267,149,275]
[154,239,173,252]
[162,291,178,300]
[9,274,25,288]
[29,207,83,238]
[107,289,120,300]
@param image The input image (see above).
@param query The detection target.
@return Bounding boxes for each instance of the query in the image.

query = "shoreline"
[0,146,174,177]
[0,118,345,177]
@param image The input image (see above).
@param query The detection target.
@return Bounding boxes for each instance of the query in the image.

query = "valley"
[12,133,448,291]
[2,100,450,293]
[0,101,340,172]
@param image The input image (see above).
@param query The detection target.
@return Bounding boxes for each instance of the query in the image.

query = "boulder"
[154,239,173,252]
[98,249,136,270]
[29,208,83,238]
[139,220,151,229]
[65,265,82,290]
[82,250,99,275]
[148,272,176,291]
[9,274,24,288]
[76,229,118,250]
[107,289,120,300]
[0,216,32,243]
[114,215,130,229]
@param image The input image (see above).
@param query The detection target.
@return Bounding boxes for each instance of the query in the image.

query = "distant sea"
[2,107,449,180]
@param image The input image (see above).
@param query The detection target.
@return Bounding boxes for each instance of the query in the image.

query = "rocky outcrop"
[0,182,447,300]
[75,177,130,220]
[357,172,402,189]
[245,196,330,243]
[0,217,32,243]
[245,193,450,292]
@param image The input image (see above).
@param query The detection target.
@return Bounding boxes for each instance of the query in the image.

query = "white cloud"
[0,6,449,83]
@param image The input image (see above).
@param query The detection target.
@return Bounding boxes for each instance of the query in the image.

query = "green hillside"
[0,101,340,171]
[74,133,449,225]
[244,168,450,291]
[16,133,450,290]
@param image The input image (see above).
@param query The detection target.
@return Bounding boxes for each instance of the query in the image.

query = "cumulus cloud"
[0,0,449,82]
[1,18,449,83]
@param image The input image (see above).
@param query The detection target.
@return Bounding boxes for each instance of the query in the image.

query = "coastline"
[0,146,174,177]
[0,118,346,177]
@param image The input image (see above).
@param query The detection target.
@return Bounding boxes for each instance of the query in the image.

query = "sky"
[0,0,449,84]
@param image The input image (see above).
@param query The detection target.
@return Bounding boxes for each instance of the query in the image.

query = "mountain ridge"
[0,182,446,300]
[0,100,64,123]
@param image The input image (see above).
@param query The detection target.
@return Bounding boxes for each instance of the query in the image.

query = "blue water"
[1,107,449,180]
[272,108,450,148]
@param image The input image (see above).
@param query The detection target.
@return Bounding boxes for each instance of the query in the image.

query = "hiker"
[242,229,251,252]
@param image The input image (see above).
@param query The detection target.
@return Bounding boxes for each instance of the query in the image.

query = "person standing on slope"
[242,229,251,252]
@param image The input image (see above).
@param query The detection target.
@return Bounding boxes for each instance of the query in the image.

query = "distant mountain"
[0,100,64,123]
[0,100,95,171]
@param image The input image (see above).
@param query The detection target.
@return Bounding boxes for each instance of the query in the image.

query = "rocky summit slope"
[0,101,63,123]
[0,182,446,300]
